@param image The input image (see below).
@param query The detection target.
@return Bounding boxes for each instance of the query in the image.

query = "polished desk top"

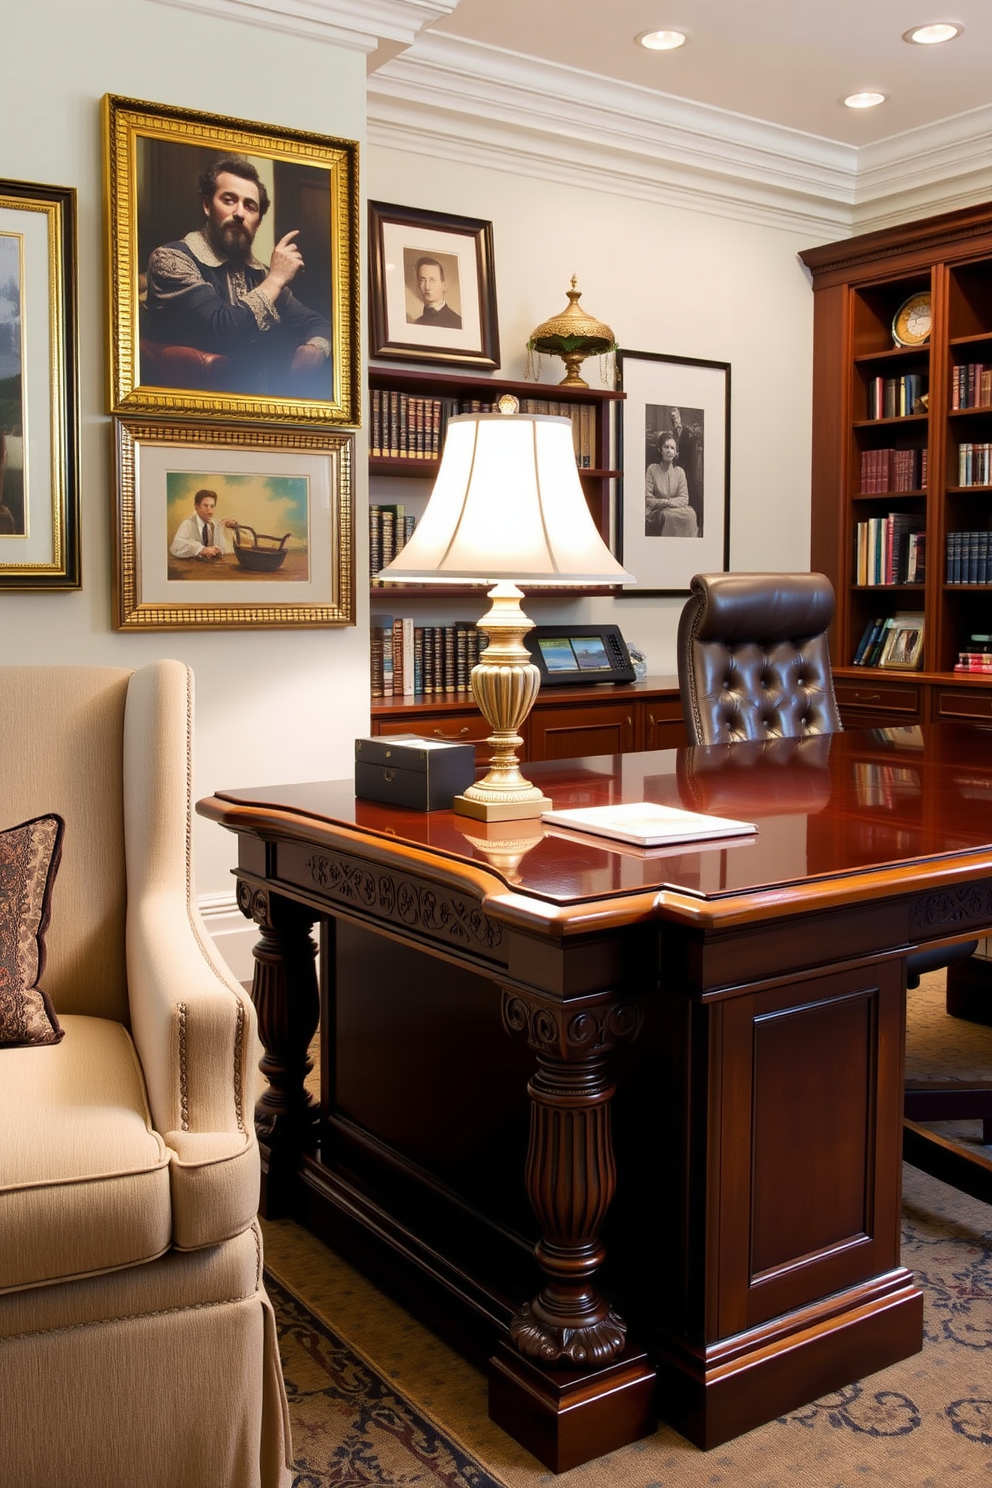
[201,722,992,938]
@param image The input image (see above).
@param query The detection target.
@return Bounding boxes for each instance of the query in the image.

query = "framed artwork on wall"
[615,348,731,595]
[368,201,500,370]
[113,416,354,630]
[104,95,360,427]
[0,178,79,589]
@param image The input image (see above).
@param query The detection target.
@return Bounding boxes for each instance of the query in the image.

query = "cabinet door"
[528,699,635,761]
[375,710,498,766]
[637,697,687,751]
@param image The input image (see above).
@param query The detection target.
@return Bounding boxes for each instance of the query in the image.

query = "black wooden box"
[354,735,477,812]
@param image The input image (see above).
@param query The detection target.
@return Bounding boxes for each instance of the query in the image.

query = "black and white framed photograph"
[615,349,730,595]
[368,201,500,370]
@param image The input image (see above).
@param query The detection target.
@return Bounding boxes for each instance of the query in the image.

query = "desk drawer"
[834,679,922,716]
[375,711,496,765]
[933,687,992,724]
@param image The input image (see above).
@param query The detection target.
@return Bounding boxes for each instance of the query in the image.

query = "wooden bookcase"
[801,203,992,727]
[368,364,625,707]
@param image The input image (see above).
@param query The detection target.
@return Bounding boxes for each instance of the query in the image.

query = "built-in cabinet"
[801,203,992,727]
[371,677,686,764]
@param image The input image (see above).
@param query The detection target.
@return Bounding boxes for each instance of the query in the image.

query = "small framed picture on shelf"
[879,612,925,670]
[104,95,360,427]
[615,349,731,595]
[113,416,354,630]
[0,178,79,589]
[368,201,500,370]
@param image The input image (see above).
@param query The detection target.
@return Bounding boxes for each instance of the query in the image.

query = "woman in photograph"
[645,431,698,537]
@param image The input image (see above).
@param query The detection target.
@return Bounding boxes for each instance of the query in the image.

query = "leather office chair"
[677,571,988,1197]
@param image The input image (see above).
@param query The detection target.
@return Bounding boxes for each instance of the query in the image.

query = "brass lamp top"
[527,276,616,387]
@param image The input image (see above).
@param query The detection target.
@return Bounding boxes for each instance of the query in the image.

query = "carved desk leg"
[489,988,655,1472]
[237,881,320,1216]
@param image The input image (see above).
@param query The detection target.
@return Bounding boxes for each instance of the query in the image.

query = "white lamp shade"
[378,413,634,585]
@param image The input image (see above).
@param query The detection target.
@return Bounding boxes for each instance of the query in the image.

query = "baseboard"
[199,891,256,983]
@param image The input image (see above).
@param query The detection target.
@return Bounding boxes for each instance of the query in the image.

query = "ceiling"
[416,0,992,147]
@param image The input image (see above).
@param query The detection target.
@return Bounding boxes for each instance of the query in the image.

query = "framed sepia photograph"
[104,95,360,427]
[113,416,354,629]
[368,201,499,370]
[615,349,730,595]
[0,178,79,589]
[879,612,925,670]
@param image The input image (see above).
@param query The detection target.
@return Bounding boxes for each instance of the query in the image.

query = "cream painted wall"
[368,145,821,678]
[2,0,369,903]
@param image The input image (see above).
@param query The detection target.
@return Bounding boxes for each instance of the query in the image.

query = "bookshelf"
[368,365,624,704]
[800,202,992,727]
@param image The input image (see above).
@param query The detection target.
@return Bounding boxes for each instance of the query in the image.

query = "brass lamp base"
[453,580,553,824]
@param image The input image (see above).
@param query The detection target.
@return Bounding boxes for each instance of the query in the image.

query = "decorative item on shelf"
[891,290,932,348]
[526,276,617,388]
[377,394,634,821]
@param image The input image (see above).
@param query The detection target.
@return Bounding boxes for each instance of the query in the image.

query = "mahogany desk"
[198,723,992,1471]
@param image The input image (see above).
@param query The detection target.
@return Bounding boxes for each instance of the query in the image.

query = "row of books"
[866,374,926,421]
[369,389,598,467]
[854,513,926,585]
[858,446,926,493]
[369,503,416,585]
[945,530,992,584]
[951,362,992,410]
[957,442,992,487]
[954,651,992,673]
[370,617,485,698]
[852,612,924,668]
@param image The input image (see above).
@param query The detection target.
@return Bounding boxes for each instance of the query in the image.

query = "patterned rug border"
[264,1264,512,1488]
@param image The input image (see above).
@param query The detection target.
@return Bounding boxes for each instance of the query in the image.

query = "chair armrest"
[127,889,258,1143]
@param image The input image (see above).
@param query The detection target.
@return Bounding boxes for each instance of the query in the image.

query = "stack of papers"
[541,802,757,848]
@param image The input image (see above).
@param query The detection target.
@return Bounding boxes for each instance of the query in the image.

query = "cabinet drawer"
[375,711,495,765]
[833,680,922,715]
[933,688,992,724]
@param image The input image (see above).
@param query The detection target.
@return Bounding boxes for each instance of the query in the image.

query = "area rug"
[266,974,992,1486]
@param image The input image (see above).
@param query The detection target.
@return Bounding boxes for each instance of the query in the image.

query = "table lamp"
[378,396,634,821]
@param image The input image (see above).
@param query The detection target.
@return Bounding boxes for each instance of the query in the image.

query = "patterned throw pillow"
[0,814,65,1047]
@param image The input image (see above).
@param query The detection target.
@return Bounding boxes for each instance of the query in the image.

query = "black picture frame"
[368,200,500,370]
[0,177,79,589]
[615,348,731,596]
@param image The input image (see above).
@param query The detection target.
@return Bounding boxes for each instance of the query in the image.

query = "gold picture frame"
[113,416,354,630]
[104,95,360,427]
[879,612,925,670]
[0,178,79,589]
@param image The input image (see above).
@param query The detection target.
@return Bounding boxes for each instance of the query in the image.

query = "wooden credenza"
[371,674,686,764]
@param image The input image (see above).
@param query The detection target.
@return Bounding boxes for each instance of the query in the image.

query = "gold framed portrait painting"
[104,95,360,427]
[113,417,354,629]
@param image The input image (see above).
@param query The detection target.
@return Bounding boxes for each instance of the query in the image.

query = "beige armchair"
[0,662,291,1488]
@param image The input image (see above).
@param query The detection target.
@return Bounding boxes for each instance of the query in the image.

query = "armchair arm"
[123,660,260,1245]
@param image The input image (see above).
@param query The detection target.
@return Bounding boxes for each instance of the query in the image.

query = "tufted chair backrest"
[677,572,842,746]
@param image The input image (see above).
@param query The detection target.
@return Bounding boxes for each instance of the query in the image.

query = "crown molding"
[851,103,992,232]
[367,33,856,236]
[147,0,456,52]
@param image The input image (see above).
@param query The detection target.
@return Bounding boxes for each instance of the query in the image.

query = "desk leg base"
[656,1274,924,1450]
[488,1341,656,1473]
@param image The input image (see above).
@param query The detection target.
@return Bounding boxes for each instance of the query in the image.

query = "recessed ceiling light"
[637,29,688,51]
[843,91,888,109]
[903,22,963,45]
